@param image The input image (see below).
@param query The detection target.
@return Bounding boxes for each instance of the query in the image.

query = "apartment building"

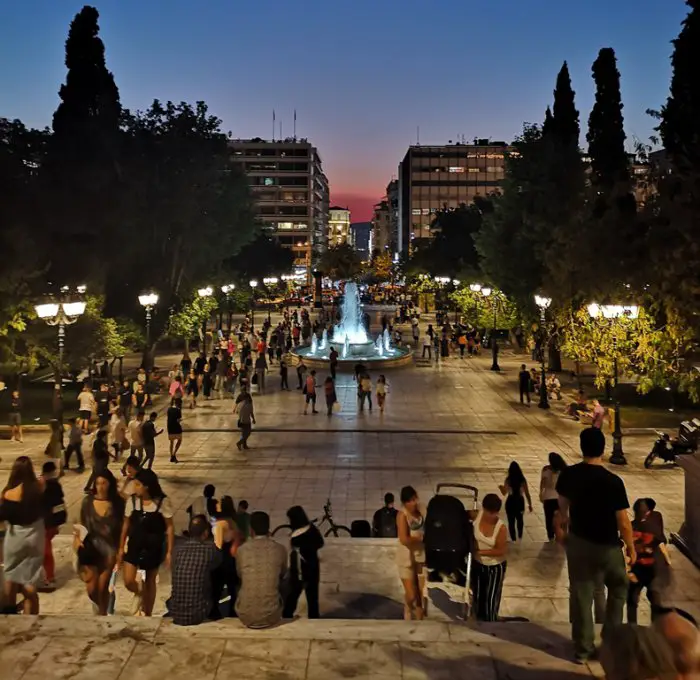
[328,206,352,247]
[229,138,329,278]
[397,140,511,255]
[372,200,391,253]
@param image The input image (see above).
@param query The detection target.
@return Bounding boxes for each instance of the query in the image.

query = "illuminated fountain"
[292,281,411,367]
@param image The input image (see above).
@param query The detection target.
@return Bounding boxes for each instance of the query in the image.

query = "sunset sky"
[0,0,687,221]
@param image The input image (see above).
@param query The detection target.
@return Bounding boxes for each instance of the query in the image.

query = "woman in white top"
[376,375,388,413]
[470,493,508,622]
[77,385,96,434]
[396,485,426,620]
[539,452,567,541]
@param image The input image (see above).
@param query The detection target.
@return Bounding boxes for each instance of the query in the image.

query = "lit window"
[486,167,501,173]
[468,168,480,173]
[449,166,465,173]
[412,209,421,215]
[278,222,293,230]
[422,208,430,215]
[264,177,275,186]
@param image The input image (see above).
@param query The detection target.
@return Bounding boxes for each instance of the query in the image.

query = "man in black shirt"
[518,364,531,405]
[556,427,636,662]
[141,411,163,470]
[96,383,111,428]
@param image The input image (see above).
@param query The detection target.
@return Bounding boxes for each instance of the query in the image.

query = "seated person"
[372,492,398,538]
[546,373,562,400]
[235,511,288,628]
[565,390,589,420]
[168,514,221,626]
[530,368,541,392]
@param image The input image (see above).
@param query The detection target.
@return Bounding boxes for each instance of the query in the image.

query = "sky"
[0,0,689,221]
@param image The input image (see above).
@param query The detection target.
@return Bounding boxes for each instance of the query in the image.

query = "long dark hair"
[135,469,166,500]
[287,505,311,531]
[3,455,42,506]
[548,452,567,473]
[217,495,236,520]
[92,469,125,520]
[507,461,526,491]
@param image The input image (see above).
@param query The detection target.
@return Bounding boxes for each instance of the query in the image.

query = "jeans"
[565,533,628,657]
[238,424,252,448]
[214,374,226,397]
[284,566,320,619]
[505,495,524,541]
[65,443,85,469]
[519,386,531,404]
[422,346,431,358]
[543,499,559,540]
[142,444,156,469]
[281,373,288,390]
[359,391,372,411]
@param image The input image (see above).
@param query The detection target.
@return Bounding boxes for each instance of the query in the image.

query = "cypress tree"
[659,0,700,174]
[542,106,554,136]
[586,48,630,190]
[551,62,580,150]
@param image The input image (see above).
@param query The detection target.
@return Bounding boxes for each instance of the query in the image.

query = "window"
[293,222,308,230]
[468,168,480,173]
[486,167,502,174]
[277,222,293,230]
[412,208,421,215]
[449,166,465,173]
[264,177,275,186]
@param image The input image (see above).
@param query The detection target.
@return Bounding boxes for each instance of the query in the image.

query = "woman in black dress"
[77,470,125,614]
[166,397,183,463]
[116,469,174,616]
[499,461,533,542]
[186,369,199,409]
[202,364,213,400]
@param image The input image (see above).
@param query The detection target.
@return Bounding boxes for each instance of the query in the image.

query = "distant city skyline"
[0,0,688,221]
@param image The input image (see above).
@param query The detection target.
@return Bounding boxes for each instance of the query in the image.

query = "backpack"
[350,520,372,537]
[373,507,398,538]
[424,494,472,556]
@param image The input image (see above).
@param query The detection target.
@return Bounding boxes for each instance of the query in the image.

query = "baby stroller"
[422,483,478,619]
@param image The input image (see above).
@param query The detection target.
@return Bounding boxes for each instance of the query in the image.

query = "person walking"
[127,411,145,464]
[109,408,128,461]
[132,382,149,414]
[556,428,635,663]
[324,376,337,416]
[254,352,267,395]
[540,452,567,541]
[296,357,307,390]
[303,370,318,415]
[396,485,426,621]
[329,346,339,380]
[499,461,533,542]
[166,397,183,463]
[359,373,372,412]
[215,354,228,399]
[0,456,45,614]
[235,392,255,451]
[40,460,66,589]
[64,418,85,472]
[84,430,111,493]
[283,505,324,619]
[186,369,199,409]
[518,364,532,405]
[140,412,163,470]
[117,469,174,616]
[118,380,133,424]
[422,333,432,359]
[202,364,213,400]
[9,389,23,442]
[471,493,508,621]
[376,375,388,413]
[78,384,96,434]
[280,357,289,390]
[458,333,467,358]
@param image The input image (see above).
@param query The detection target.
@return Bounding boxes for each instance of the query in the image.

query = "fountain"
[295,281,411,367]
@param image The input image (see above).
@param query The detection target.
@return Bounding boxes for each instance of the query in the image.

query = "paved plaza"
[1,343,698,677]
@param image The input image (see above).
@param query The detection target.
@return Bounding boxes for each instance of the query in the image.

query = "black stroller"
[422,483,478,619]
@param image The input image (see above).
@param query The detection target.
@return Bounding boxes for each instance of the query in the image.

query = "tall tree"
[587,48,630,191]
[319,243,363,281]
[550,62,580,149]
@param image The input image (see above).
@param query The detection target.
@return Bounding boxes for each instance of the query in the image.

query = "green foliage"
[366,250,393,283]
[450,286,521,329]
[226,232,294,281]
[167,293,219,342]
[550,62,580,149]
[319,243,363,281]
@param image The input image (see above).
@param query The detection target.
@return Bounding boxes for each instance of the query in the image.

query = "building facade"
[386,179,399,255]
[372,200,391,254]
[350,222,372,261]
[398,140,511,255]
[328,206,352,247]
[229,138,329,278]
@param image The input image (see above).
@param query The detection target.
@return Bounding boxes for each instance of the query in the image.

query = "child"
[64,418,85,471]
[236,500,251,539]
[41,461,66,588]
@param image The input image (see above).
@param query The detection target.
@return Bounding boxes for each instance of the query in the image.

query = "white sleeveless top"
[473,511,506,566]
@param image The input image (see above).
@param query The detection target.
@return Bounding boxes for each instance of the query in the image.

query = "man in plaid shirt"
[168,515,222,625]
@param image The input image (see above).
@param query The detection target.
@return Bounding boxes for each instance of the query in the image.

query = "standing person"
[372,492,398,538]
[422,333,432,359]
[0,456,45,614]
[194,351,207,376]
[280,356,289,390]
[141,411,163,470]
[180,353,192,378]
[64,418,85,472]
[84,430,110,493]
[132,382,149,414]
[117,469,174,617]
[186,369,199,409]
[96,383,111,430]
[556,428,635,663]
[109,408,128,461]
[470,493,508,621]
[118,380,133,424]
[211,495,243,616]
[283,505,324,619]
[127,411,145,463]
[329,346,339,380]
[168,374,184,400]
[518,364,531,405]
[235,392,255,451]
[77,470,125,615]
[396,485,426,621]
[458,332,467,358]
[166,398,183,463]
[303,370,318,415]
[254,352,267,395]
[9,389,23,442]
[44,419,63,474]
[296,357,307,390]
[376,375,388,413]
[499,461,533,542]
[202,364,213,400]
[540,452,568,541]
[324,376,337,416]
[215,355,228,399]
[440,332,449,359]
[359,372,372,412]
[78,384,96,433]
[41,461,66,589]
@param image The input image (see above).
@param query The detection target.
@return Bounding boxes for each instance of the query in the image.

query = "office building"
[229,138,329,278]
[328,206,352,247]
[351,222,372,261]
[386,179,399,255]
[398,140,512,255]
[372,200,391,253]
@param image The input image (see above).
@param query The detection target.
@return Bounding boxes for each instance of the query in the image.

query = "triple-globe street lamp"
[221,284,236,332]
[263,277,279,322]
[197,286,213,359]
[138,292,159,379]
[249,280,259,328]
[534,295,552,409]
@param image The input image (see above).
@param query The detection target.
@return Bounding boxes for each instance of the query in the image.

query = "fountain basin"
[292,344,413,369]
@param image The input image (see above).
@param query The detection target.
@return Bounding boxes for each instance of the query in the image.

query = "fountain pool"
[292,282,412,368]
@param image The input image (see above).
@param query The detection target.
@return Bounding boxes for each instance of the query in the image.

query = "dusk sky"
[0,0,688,221]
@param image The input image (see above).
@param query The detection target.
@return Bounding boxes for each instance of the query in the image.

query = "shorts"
[305,393,316,403]
[9,412,21,426]
[168,433,182,441]
[79,410,91,421]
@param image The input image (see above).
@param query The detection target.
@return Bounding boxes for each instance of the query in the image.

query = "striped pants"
[471,560,507,622]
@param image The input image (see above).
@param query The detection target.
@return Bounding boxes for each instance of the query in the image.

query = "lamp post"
[35,286,87,425]
[221,284,235,332]
[138,292,159,380]
[534,295,552,409]
[263,276,278,323]
[197,286,213,359]
[470,283,482,327]
[587,303,640,465]
[480,287,499,371]
[249,279,258,329]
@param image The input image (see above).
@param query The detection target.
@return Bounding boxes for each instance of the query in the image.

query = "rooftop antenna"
[416,126,420,145]
[294,109,297,141]
[272,110,276,142]
[280,121,282,140]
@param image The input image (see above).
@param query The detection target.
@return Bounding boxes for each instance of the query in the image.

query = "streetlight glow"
[481,287,492,297]
[35,303,60,319]
[587,303,639,320]
[138,293,159,308]
[249,279,258,288]
[535,295,552,310]
[62,301,86,317]
[263,277,279,286]
[197,286,213,297]
[221,284,235,294]
[469,283,482,293]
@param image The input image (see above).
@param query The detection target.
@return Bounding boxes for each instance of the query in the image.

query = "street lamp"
[35,286,87,423]
[479,287,499,371]
[138,292,159,379]
[249,279,258,328]
[263,276,279,322]
[221,284,235,332]
[534,295,552,409]
[198,286,213,359]
[587,303,640,465]
[470,283,482,327]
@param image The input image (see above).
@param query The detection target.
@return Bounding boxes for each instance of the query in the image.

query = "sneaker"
[130,590,143,616]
